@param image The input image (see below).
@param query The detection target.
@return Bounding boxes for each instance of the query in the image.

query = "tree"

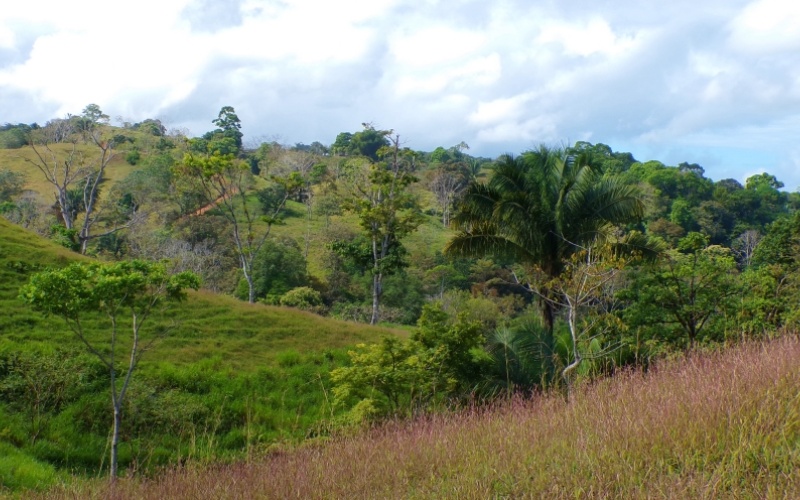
[539,245,628,387]
[81,104,110,126]
[338,130,423,324]
[348,123,391,161]
[330,304,483,421]
[0,168,26,202]
[446,146,646,340]
[23,126,137,254]
[176,143,300,303]
[732,229,761,268]
[19,260,199,480]
[622,233,739,349]
[211,105,243,152]
[235,236,308,303]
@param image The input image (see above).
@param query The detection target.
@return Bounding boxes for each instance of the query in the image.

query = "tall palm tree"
[445,145,646,336]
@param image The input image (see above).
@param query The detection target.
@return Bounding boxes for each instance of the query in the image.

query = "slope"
[0,218,405,489]
[56,336,800,499]
[0,217,403,368]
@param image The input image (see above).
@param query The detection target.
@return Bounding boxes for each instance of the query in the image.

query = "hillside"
[0,218,405,490]
[0,217,404,365]
[48,336,800,499]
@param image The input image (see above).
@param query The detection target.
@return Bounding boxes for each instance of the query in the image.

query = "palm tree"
[445,145,646,337]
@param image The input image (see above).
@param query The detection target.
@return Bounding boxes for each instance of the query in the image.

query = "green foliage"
[279,286,323,311]
[20,260,200,320]
[125,148,141,165]
[331,303,485,421]
[622,233,739,348]
[196,106,243,155]
[411,303,485,392]
[0,168,26,202]
[0,123,35,149]
[48,224,80,252]
[0,349,103,445]
[331,337,432,421]
[347,124,391,161]
[752,212,800,267]
[132,118,166,136]
[236,237,308,303]
[447,147,646,336]
[80,104,109,126]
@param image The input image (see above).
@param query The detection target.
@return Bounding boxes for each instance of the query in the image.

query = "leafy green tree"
[622,233,739,349]
[0,122,35,148]
[19,260,199,481]
[567,141,637,175]
[338,132,423,324]
[210,105,243,152]
[446,146,645,340]
[331,132,353,156]
[279,286,323,311]
[235,237,308,303]
[411,303,484,393]
[192,106,243,156]
[331,304,484,421]
[81,104,110,126]
[348,124,391,161]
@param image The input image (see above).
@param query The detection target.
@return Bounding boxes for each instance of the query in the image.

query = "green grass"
[0,218,405,490]
[0,217,402,366]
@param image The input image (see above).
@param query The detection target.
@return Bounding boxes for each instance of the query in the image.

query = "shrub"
[279,287,323,311]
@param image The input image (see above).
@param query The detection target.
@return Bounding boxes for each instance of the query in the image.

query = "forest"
[1,105,800,494]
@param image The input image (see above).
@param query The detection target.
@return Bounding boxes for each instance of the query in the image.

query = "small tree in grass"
[19,260,200,481]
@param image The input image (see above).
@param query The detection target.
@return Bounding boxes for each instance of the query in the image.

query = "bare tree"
[24,129,140,253]
[732,229,762,268]
[430,170,466,226]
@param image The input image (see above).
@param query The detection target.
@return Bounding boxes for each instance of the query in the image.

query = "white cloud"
[0,0,799,190]
[469,93,534,127]
[536,17,638,58]
[729,0,800,53]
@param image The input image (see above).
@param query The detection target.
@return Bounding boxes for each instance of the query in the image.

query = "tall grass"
[41,336,800,499]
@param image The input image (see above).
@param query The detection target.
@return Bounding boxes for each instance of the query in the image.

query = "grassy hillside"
[0,217,403,365]
[49,336,800,499]
[0,140,137,202]
[0,218,405,491]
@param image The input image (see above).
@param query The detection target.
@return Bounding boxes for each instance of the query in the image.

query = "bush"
[279,287,323,311]
[125,148,141,165]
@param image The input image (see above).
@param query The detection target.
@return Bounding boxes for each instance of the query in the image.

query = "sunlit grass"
[48,336,800,499]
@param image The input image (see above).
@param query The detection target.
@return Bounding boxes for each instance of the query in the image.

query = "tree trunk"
[110,403,121,481]
[246,273,255,304]
[370,272,382,325]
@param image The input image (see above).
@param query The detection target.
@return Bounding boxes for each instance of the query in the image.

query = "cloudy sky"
[1,0,800,188]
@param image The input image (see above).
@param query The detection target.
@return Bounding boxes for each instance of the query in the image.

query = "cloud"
[1,0,799,189]
[728,0,800,53]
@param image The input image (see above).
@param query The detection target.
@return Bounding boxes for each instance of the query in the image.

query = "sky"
[2,0,800,188]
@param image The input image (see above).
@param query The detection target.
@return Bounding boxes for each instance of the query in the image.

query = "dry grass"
[40,336,800,499]
[0,142,136,201]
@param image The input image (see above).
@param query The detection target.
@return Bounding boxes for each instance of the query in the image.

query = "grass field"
[44,335,800,499]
